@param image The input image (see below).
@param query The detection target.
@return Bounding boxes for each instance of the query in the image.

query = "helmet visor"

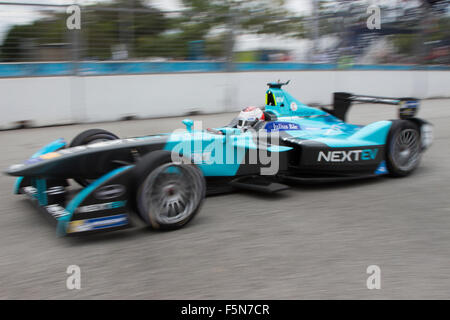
[237,117,257,129]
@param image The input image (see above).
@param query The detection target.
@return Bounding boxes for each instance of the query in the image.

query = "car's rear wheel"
[135,151,205,230]
[70,129,119,186]
[386,120,422,177]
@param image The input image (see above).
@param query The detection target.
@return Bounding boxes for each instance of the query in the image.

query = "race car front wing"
[13,139,135,236]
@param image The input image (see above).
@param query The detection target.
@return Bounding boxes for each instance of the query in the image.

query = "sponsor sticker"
[67,214,128,233]
[95,184,126,200]
[375,161,388,175]
[75,200,127,214]
[317,149,379,163]
[40,152,62,160]
[399,101,419,118]
[265,122,301,132]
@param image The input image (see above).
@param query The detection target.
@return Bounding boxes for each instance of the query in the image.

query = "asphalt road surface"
[1,100,449,299]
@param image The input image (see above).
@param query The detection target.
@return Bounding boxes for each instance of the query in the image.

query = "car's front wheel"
[70,128,119,186]
[135,151,206,230]
[386,120,422,177]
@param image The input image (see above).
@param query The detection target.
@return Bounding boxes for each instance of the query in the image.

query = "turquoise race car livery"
[5,81,433,235]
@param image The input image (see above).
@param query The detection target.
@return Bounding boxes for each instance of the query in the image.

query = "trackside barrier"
[0,66,449,129]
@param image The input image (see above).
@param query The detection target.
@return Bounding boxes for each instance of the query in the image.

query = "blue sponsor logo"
[404,100,419,108]
[375,161,389,175]
[361,149,378,160]
[68,214,128,233]
[265,122,301,132]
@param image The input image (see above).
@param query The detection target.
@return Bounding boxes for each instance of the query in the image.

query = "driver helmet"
[237,106,265,130]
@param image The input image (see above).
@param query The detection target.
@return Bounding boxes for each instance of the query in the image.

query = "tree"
[177,0,304,59]
[1,0,169,61]
[1,0,304,62]
[1,16,67,61]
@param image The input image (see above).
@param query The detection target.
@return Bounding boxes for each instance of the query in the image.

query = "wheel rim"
[142,163,203,225]
[392,128,420,171]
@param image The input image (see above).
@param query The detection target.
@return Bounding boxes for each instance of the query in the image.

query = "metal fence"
[0,1,449,77]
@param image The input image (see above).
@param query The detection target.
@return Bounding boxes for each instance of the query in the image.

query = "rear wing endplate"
[322,92,420,122]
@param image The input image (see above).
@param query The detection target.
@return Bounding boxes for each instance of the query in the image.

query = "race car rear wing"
[322,92,420,122]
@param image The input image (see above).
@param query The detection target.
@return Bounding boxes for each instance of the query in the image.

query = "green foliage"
[234,51,257,62]
[178,0,304,58]
[1,0,304,61]
[1,17,67,61]
[182,0,304,37]
[78,0,169,59]
[392,34,416,55]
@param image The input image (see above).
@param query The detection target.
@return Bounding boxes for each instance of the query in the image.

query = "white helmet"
[237,106,265,130]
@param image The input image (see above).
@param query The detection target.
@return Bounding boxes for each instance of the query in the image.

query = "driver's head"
[237,106,265,130]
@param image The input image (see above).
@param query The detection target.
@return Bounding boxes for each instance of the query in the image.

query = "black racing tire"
[386,120,422,177]
[69,128,119,148]
[135,150,206,230]
[69,129,119,186]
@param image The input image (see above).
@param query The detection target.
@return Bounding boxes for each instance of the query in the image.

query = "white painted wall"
[0,77,73,128]
[0,70,449,129]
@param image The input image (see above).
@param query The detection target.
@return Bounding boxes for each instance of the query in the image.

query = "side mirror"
[182,118,194,132]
